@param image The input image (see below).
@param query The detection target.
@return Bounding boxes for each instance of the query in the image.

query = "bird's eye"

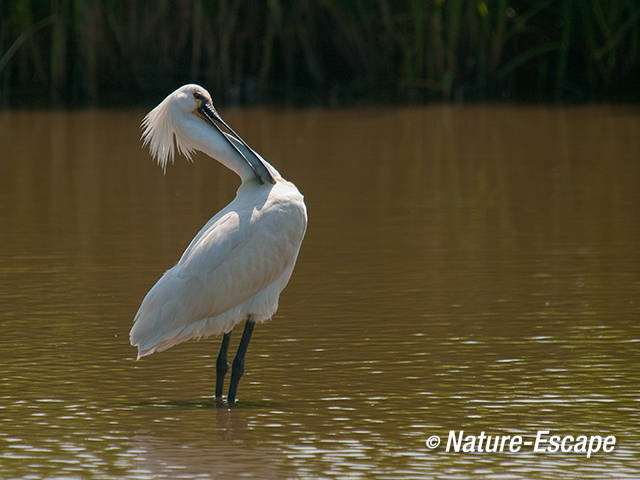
[193,92,204,100]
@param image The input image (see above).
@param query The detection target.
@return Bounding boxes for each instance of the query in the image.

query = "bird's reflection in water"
[128,403,289,479]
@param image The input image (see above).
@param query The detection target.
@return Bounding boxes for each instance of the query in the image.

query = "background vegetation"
[1,0,639,107]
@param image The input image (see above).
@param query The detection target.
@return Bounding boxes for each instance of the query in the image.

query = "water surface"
[0,105,639,478]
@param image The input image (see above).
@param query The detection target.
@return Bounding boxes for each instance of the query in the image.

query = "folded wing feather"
[130,188,306,358]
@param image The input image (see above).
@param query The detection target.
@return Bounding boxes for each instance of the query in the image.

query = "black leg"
[215,332,232,398]
[227,319,255,406]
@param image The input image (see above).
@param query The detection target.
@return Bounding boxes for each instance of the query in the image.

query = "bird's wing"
[130,191,306,357]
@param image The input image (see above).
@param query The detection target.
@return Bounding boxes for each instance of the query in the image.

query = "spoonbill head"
[141,83,273,184]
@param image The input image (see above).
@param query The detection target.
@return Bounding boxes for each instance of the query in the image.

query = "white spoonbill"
[130,84,307,405]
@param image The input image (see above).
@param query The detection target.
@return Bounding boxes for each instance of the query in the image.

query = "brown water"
[0,105,639,479]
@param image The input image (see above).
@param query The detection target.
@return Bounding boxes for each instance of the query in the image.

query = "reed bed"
[1,0,638,106]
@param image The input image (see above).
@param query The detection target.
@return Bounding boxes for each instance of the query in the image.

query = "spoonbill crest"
[130,84,307,405]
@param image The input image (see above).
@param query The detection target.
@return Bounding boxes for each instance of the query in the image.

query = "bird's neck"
[193,122,281,184]
[194,127,256,183]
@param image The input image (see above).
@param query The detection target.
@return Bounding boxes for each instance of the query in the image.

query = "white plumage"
[130,85,307,364]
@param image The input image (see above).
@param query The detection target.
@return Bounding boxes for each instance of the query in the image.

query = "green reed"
[0,0,638,106]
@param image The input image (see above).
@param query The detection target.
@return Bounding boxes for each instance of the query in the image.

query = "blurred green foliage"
[1,0,639,106]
